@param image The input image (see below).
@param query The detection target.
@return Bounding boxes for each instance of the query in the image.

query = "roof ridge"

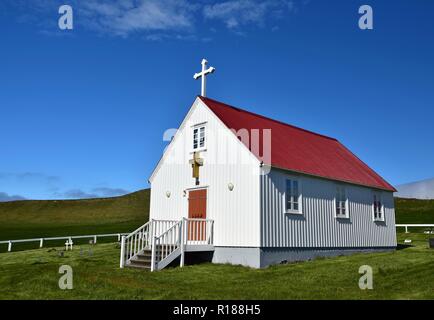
[199,96,338,142]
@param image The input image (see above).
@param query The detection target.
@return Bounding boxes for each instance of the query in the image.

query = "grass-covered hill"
[394,197,434,224]
[0,189,150,244]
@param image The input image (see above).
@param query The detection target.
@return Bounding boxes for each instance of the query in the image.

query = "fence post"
[405,226,409,233]
[120,236,126,268]
[8,241,12,252]
[180,218,185,268]
[94,235,97,244]
[151,236,157,272]
[39,238,44,248]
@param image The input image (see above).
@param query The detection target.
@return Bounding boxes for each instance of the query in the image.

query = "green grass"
[0,192,433,299]
[0,232,432,300]
[394,198,434,224]
[0,190,150,251]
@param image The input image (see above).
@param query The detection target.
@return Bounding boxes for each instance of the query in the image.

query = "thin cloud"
[59,187,130,199]
[0,192,26,202]
[396,178,434,200]
[4,0,301,39]
[92,187,129,197]
[62,189,99,199]
[203,0,296,29]
[79,0,198,36]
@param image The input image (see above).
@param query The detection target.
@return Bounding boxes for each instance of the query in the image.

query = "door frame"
[186,186,209,242]
[184,186,209,220]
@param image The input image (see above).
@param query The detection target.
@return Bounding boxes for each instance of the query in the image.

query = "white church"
[119,59,397,271]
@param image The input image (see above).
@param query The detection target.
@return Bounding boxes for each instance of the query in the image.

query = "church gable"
[149,97,259,184]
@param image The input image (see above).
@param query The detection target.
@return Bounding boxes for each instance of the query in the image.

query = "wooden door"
[188,189,207,241]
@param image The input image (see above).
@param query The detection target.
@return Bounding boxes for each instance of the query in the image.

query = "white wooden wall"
[150,98,261,247]
[260,168,397,248]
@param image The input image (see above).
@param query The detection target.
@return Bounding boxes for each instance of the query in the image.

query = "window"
[286,179,301,214]
[193,125,205,150]
[335,185,348,218]
[373,194,384,221]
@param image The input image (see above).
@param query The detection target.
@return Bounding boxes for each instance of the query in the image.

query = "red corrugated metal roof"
[200,96,396,192]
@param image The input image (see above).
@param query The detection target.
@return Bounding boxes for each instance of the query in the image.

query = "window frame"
[372,192,385,222]
[285,177,303,215]
[192,123,207,152]
[334,184,349,219]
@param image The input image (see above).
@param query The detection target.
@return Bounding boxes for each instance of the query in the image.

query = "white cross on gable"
[193,58,215,97]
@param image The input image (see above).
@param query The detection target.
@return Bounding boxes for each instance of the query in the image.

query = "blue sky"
[0,0,433,201]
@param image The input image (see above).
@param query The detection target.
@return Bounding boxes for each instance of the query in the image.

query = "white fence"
[0,232,129,252]
[2,223,430,254]
[396,224,434,233]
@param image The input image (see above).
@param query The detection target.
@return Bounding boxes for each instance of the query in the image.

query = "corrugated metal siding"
[260,168,397,248]
[150,98,261,247]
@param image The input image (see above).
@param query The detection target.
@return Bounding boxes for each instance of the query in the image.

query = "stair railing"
[151,220,183,271]
[120,219,180,268]
[120,221,151,268]
[184,218,214,245]
[120,219,214,270]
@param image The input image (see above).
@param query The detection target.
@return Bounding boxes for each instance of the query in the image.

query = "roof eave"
[267,164,397,192]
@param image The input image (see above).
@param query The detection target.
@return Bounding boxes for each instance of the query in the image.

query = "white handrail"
[152,220,182,271]
[125,223,148,240]
[120,218,215,271]
[184,219,214,245]
[121,221,151,267]
[121,219,179,268]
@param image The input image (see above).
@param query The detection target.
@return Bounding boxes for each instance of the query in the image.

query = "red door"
[188,189,207,241]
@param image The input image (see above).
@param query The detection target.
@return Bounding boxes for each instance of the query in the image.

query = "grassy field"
[0,190,149,251]
[0,193,433,299]
[394,197,434,224]
[0,232,432,299]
